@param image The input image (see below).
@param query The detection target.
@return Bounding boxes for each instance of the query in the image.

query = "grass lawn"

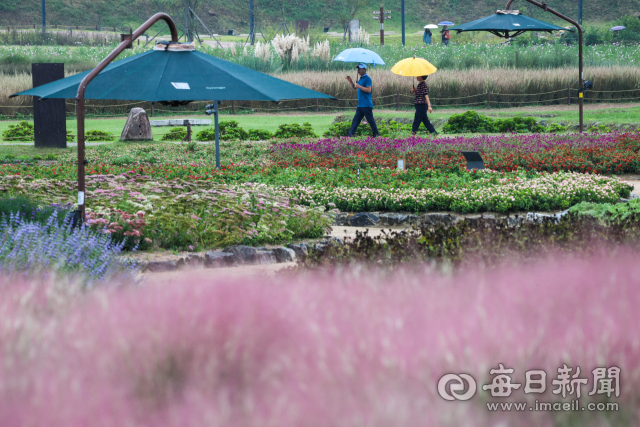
[1,104,638,147]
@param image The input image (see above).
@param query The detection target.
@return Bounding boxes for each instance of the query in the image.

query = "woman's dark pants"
[412,104,437,134]
[348,107,379,137]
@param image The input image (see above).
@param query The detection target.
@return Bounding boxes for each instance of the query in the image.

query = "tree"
[331,0,370,41]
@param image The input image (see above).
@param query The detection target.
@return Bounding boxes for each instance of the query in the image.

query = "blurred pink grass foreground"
[1,253,639,427]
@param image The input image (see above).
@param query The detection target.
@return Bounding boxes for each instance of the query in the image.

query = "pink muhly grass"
[0,253,639,427]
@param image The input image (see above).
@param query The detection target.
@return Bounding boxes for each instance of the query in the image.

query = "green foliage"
[588,124,612,133]
[442,111,496,134]
[547,123,567,133]
[569,199,640,223]
[2,121,33,141]
[160,127,187,141]
[323,118,414,137]
[247,129,274,140]
[303,213,640,268]
[85,130,115,141]
[274,123,317,138]
[443,111,544,134]
[196,121,254,141]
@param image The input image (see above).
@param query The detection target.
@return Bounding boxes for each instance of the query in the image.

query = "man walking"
[345,63,379,137]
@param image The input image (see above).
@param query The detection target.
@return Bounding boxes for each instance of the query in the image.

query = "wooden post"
[231,100,236,114]
[487,90,491,108]
[567,85,571,105]
[315,98,319,113]
[396,90,400,110]
[150,102,154,117]
[76,25,78,30]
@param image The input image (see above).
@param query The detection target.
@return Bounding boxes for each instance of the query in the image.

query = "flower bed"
[272,133,640,175]
[0,174,331,251]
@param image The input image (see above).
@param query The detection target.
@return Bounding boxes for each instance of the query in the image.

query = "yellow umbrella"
[391,55,437,77]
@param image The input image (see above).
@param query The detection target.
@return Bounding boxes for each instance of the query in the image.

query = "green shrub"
[160,127,187,141]
[247,129,274,140]
[548,123,567,133]
[494,116,545,133]
[588,124,612,133]
[569,199,640,223]
[85,130,115,141]
[197,121,250,141]
[442,111,496,134]
[274,122,317,138]
[2,121,34,141]
[443,111,544,134]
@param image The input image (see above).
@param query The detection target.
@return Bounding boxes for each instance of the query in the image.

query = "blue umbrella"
[333,48,386,66]
[438,21,454,26]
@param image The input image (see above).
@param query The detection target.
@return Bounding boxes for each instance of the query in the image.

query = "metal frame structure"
[506,0,584,132]
[75,13,179,220]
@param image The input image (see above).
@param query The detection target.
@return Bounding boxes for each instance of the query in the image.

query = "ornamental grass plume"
[1,252,639,426]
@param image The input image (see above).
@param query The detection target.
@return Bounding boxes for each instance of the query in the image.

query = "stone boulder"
[120,108,153,141]
[417,213,458,228]
[273,247,297,263]
[347,212,379,227]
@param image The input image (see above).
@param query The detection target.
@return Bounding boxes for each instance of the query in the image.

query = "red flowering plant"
[86,208,152,251]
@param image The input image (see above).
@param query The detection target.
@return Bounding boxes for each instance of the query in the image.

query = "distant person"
[441,25,451,45]
[423,27,432,45]
[410,75,437,136]
[345,63,379,138]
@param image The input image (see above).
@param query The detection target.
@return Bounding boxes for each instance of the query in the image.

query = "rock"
[347,212,379,227]
[145,258,184,272]
[504,215,524,227]
[332,212,348,226]
[465,214,496,227]
[120,108,153,141]
[222,245,258,264]
[417,213,459,228]
[312,242,327,252]
[630,194,639,200]
[185,253,204,268]
[204,251,236,267]
[378,213,418,226]
[273,247,297,263]
[324,236,344,245]
[286,244,308,261]
[256,250,277,264]
[525,211,568,224]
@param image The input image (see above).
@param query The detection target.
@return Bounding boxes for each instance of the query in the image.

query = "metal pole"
[75,13,179,219]
[401,0,405,46]
[506,0,583,132]
[184,0,190,42]
[41,0,46,33]
[214,100,220,169]
[380,4,384,46]
[578,0,582,26]
[250,0,255,46]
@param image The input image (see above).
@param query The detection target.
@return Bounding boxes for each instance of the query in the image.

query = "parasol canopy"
[391,56,437,77]
[448,10,570,38]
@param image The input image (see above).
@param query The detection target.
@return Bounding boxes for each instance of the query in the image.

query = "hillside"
[1,0,639,35]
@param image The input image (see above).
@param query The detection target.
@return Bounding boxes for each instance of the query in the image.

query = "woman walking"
[410,75,437,136]
[423,26,432,45]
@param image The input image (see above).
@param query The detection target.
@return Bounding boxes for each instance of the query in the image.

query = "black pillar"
[32,63,67,148]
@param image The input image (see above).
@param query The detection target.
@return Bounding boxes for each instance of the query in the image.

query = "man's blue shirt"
[357,74,373,108]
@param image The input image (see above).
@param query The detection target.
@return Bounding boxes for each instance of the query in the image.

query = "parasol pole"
[505,0,583,132]
[75,13,179,223]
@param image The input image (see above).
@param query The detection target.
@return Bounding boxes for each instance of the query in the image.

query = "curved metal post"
[75,13,178,220]
[506,0,583,132]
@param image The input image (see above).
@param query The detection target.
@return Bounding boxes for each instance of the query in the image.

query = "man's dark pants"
[412,104,437,134]
[348,107,378,137]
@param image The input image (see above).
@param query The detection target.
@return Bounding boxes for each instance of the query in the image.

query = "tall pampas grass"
[1,252,639,427]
